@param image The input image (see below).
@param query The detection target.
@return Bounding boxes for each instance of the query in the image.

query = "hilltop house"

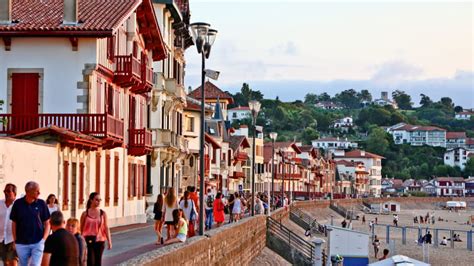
[387,123,446,147]
[228,106,251,122]
[312,137,358,150]
[373,92,398,109]
[444,147,473,170]
[455,111,473,120]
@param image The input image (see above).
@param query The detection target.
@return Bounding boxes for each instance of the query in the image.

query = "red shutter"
[135,164,139,197]
[63,161,69,210]
[137,164,142,199]
[95,153,101,193]
[107,85,114,116]
[107,36,115,60]
[105,154,111,206]
[128,163,133,198]
[96,78,102,113]
[79,162,84,205]
[133,41,138,58]
[114,155,119,206]
[139,97,144,128]
[114,88,120,119]
[143,165,147,196]
[11,73,39,116]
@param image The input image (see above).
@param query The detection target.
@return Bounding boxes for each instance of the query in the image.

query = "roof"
[188,81,234,104]
[336,149,385,159]
[205,133,221,149]
[0,0,166,61]
[263,145,273,163]
[271,141,302,154]
[298,145,313,152]
[227,135,250,152]
[336,160,357,167]
[229,106,251,111]
[13,125,102,150]
[466,138,474,145]
[458,111,474,115]
[446,132,467,139]
[212,99,224,120]
[184,97,213,113]
[313,137,351,142]
[391,124,446,132]
[435,177,465,182]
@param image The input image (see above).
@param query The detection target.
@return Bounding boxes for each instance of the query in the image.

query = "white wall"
[0,138,59,199]
[0,38,97,113]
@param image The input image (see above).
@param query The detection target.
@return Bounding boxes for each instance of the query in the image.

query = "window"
[96,153,101,193]
[114,155,119,206]
[79,163,84,206]
[105,154,111,206]
[186,117,195,132]
[233,113,237,118]
[62,161,69,210]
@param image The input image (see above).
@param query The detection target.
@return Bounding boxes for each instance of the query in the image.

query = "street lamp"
[189,22,218,236]
[269,132,277,212]
[249,100,261,216]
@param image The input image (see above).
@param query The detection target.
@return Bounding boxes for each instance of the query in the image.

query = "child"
[66,218,87,266]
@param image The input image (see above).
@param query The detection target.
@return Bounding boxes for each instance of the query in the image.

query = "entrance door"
[11,73,39,133]
[391,204,396,212]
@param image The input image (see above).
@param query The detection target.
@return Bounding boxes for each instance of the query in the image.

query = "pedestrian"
[66,218,87,266]
[42,211,79,265]
[431,215,435,225]
[213,193,225,227]
[393,214,398,227]
[164,209,188,245]
[341,220,347,228]
[372,235,380,258]
[153,194,164,245]
[232,193,242,222]
[424,231,432,244]
[179,191,197,237]
[378,249,389,261]
[440,237,448,246]
[420,215,424,224]
[375,217,378,225]
[10,181,50,266]
[369,220,374,231]
[362,215,366,224]
[204,188,214,230]
[162,188,178,241]
[46,194,60,215]
[188,187,199,214]
[0,183,18,266]
[228,194,235,223]
[80,192,112,266]
[255,197,264,215]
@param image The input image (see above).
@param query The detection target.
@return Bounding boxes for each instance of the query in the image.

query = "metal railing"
[290,205,325,235]
[267,216,314,265]
[329,202,358,220]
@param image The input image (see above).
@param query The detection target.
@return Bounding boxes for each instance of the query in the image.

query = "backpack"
[206,195,214,208]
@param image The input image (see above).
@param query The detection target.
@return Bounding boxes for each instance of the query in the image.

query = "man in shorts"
[0,183,18,265]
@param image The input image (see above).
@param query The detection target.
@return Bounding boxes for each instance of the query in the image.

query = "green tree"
[334,89,360,109]
[419,94,433,107]
[301,127,320,144]
[231,83,263,107]
[318,93,331,102]
[454,106,463,113]
[357,89,372,102]
[366,127,389,155]
[392,90,412,110]
[464,158,474,177]
[304,93,318,104]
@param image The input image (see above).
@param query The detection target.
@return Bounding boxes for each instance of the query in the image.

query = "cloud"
[370,60,424,83]
[269,41,299,56]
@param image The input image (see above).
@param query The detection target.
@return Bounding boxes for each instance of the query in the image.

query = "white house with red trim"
[228,106,251,122]
[455,111,473,120]
[0,0,166,226]
[387,123,446,147]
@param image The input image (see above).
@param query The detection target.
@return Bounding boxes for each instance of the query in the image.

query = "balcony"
[130,63,153,94]
[229,171,245,179]
[234,151,248,162]
[128,128,152,156]
[154,129,179,149]
[114,55,141,87]
[164,78,186,102]
[0,113,124,146]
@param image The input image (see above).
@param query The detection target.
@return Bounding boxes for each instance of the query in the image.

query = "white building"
[373,92,398,109]
[455,111,473,120]
[433,177,465,197]
[312,137,358,150]
[446,132,467,149]
[332,116,353,131]
[387,123,446,147]
[334,150,384,197]
[315,101,343,110]
[444,148,473,170]
[0,0,166,226]
[228,106,251,122]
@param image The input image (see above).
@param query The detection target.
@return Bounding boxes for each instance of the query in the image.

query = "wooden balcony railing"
[114,55,141,87]
[131,63,153,94]
[128,128,152,156]
[0,113,124,140]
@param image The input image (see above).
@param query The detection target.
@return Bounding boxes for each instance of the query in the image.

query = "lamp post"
[189,22,218,236]
[249,100,261,216]
[269,132,277,211]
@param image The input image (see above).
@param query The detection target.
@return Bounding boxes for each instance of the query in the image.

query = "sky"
[184,1,474,107]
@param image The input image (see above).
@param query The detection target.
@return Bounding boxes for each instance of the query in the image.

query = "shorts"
[165,221,174,225]
[0,241,18,262]
[176,233,187,242]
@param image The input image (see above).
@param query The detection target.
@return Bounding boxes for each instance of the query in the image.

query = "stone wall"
[121,215,268,265]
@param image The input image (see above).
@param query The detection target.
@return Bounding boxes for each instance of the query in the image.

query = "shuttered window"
[105,154,111,206]
[114,155,119,206]
[96,153,101,193]
[107,36,115,60]
[63,161,69,210]
[79,162,84,205]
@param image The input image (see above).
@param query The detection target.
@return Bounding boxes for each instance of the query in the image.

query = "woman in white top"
[46,194,60,214]
[179,191,197,237]
[232,193,242,222]
[162,188,178,241]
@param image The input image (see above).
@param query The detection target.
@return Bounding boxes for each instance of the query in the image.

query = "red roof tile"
[407,126,446,132]
[467,138,474,145]
[0,0,166,60]
[446,132,466,139]
[336,149,385,159]
[188,81,234,104]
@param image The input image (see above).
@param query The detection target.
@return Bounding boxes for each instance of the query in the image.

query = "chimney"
[0,0,12,24]
[360,150,365,156]
[63,0,78,25]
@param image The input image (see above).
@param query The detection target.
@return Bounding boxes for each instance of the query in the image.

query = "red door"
[11,73,39,133]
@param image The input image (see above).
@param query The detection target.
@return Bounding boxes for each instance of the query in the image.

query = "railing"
[142,64,153,85]
[0,113,124,139]
[329,202,358,220]
[129,128,152,147]
[266,216,314,265]
[290,205,325,235]
[115,55,141,79]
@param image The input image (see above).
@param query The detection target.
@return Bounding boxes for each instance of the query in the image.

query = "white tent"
[369,255,430,266]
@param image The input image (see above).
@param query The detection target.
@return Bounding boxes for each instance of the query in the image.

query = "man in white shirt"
[0,183,18,265]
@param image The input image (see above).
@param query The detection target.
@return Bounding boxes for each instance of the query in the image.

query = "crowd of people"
[152,186,291,246]
[0,181,112,266]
